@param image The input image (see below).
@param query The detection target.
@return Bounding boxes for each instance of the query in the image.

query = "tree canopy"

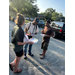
[40,8,65,21]
[9,0,39,17]
[9,0,65,21]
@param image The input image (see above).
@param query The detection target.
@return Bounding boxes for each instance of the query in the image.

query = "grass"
[42,20,46,22]
[25,20,29,23]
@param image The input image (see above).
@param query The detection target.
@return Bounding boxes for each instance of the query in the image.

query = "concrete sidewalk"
[9,44,51,75]
[9,43,65,75]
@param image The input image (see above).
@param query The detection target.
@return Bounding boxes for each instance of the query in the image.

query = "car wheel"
[53,31,57,38]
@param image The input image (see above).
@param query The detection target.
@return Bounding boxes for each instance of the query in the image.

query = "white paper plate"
[40,34,45,36]
[29,38,38,43]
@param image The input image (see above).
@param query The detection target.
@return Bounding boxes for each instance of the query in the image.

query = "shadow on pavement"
[26,56,57,75]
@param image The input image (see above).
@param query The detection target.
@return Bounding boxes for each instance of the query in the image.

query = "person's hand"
[41,30,44,34]
[28,41,34,44]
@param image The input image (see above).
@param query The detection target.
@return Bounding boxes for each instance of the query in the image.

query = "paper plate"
[29,38,38,43]
[40,34,45,36]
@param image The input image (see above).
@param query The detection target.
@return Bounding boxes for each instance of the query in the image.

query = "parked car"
[30,18,34,21]
[50,21,65,38]
[25,17,29,20]
[38,20,45,28]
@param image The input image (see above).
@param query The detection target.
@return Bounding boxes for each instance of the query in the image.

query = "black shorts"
[15,49,23,57]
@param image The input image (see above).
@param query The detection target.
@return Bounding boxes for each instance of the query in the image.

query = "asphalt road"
[9,21,65,75]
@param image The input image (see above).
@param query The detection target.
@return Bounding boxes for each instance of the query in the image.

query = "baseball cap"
[34,17,39,23]
[47,20,50,24]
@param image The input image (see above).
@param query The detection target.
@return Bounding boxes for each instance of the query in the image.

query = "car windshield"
[39,21,44,23]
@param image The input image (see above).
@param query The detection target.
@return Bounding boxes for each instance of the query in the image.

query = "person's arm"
[41,26,45,34]
[45,32,54,37]
[17,41,34,45]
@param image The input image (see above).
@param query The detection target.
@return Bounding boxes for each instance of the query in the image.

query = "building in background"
[38,14,45,20]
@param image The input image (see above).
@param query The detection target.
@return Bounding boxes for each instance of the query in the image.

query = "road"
[9,21,65,75]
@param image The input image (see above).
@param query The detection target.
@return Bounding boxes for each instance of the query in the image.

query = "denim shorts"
[15,49,23,57]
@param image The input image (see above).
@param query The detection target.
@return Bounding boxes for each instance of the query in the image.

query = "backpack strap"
[27,23,37,34]
[25,23,31,34]
[28,22,31,30]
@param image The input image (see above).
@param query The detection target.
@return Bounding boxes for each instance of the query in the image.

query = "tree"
[9,0,39,17]
[59,13,63,18]
[51,12,59,21]
[44,8,55,20]
[40,8,64,21]
[27,0,37,4]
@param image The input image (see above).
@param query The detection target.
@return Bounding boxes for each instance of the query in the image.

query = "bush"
[25,20,29,23]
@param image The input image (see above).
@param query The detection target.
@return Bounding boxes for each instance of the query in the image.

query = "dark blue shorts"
[15,49,23,57]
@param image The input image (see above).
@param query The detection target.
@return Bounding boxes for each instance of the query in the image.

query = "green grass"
[25,20,29,23]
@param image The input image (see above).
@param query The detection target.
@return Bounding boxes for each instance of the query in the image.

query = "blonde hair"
[15,13,24,26]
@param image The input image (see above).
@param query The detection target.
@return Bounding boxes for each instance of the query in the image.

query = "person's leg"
[24,44,29,56]
[40,41,48,59]
[10,58,16,66]
[42,42,48,57]
[28,44,33,54]
[13,56,22,72]
[13,49,23,73]
[9,58,16,71]
[10,51,24,67]
[42,50,47,57]
[40,50,46,59]
[39,41,44,55]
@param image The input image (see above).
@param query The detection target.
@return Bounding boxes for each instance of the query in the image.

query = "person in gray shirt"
[24,18,39,59]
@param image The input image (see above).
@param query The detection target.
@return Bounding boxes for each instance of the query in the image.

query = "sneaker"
[28,53,34,56]
[24,56,27,59]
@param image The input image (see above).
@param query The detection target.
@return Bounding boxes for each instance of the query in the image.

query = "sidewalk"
[9,44,50,75]
[9,43,65,75]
